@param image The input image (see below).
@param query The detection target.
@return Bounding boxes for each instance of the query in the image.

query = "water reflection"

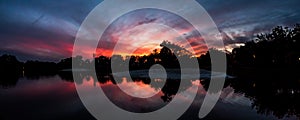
[227,72,300,119]
[72,71,194,112]
[0,70,299,119]
[0,73,19,89]
[100,77,173,113]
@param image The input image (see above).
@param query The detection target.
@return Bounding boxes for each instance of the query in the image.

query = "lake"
[0,70,299,120]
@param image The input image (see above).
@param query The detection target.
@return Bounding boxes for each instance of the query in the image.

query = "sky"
[0,0,300,62]
[96,8,206,57]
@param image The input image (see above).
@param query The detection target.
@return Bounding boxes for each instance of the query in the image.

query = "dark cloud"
[137,18,157,25]
[0,0,103,61]
[197,0,300,33]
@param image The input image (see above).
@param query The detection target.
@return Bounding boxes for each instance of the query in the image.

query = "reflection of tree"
[213,70,300,119]
[160,79,181,102]
[95,74,193,113]
[199,74,300,119]
[0,74,19,88]
[103,73,192,103]
[58,71,92,85]
[58,71,74,82]
[96,74,114,84]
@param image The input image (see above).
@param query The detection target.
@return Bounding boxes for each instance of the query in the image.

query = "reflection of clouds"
[118,77,162,98]
[176,80,205,103]
[79,78,253,107]
[99,79,166,112]
[78,77,205,111]
[0,75,273,119]
[0,76,85,119]
[6,76,75,96]
[220,86,252,106]
[77,77,254,110]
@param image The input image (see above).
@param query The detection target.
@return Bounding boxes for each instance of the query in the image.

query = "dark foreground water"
[0,70,299,120]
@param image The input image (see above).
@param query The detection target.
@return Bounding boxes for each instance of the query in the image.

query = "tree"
[0,54,22,88]
[231,24,300,68]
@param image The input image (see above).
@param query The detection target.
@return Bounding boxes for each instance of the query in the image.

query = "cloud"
[197,0,300,46]
[137,18,157,25]
[0,0,103,61]
[1,0,300,61]
[96,8,208,57]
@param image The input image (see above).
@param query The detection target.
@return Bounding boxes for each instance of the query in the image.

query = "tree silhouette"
[0,54,22,88]
[0,24,300,119]
[24,60,57,79]
[231,24,300,68]
[0,54,22,73]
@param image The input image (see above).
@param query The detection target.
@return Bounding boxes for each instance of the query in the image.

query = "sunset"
[1,0,299,61]
[1,0,300,120]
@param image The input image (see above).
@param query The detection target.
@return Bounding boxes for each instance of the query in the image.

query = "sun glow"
[110,23,195,57]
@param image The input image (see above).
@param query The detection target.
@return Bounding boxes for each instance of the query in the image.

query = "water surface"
[0,72,299,120]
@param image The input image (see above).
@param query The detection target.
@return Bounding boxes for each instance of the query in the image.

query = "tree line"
[231,24,300,68]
